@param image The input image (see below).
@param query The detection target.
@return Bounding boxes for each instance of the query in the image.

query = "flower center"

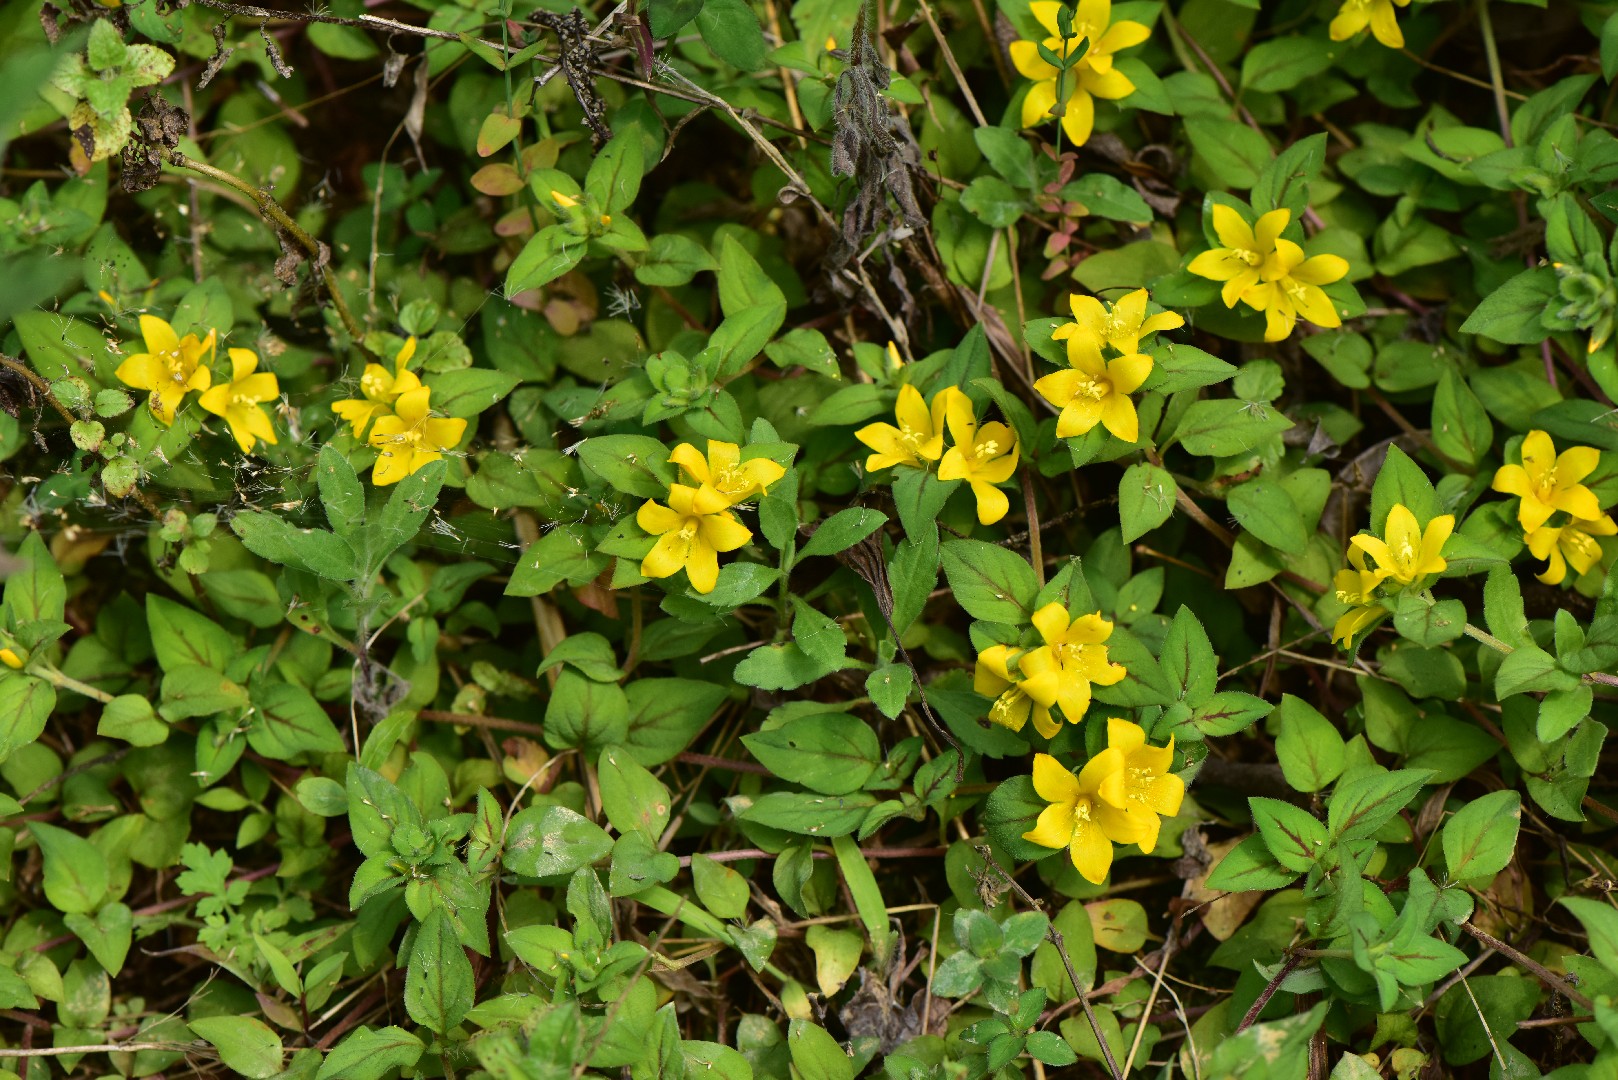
[1395,536,1417,572]
[1126,767,1152,802]
[898,424,926,455]
[974,439,1000,461]
[1101,311,1130,341]
[677,520,698,542]
[1073,376,1110,401]
[1054,641,1088,667]
[989,688,1025,725]
[1072,796,1093,824]
[164,350,189,383]
[230,392,255,408]
[361,372,389,399]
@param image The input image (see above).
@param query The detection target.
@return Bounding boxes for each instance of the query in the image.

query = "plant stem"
[167,151,372,360]
[1476,0,1513,148]
[34,665,115,704]
[1461,921,1592,1010]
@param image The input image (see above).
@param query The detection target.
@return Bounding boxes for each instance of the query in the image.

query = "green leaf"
[597,745,671,842]
[622,678,728,766]
[1227,478,1307,554]
[696,0,769,70]
[316,445,365,537]
[97,693,166,747]
[0,676,55,765]
[576,434,676,499]
[63,902,132,976]
[647,0,704,37]
[405,907,475,1034]
[247,683,346,760]
[941,539,1039,623]
[1191,691,1273,738]
[189,1016,283,1079]
[1171,398,1292,457]
[537,633,624,683]
[1441,790,1520,883]
[584,131,646,214]
[1431,370,1494,468]
[1118,463,1177,542]
[1204,832,1300,891]
[714,236,786,375]
[738,791,876,836]
[637,233,719,288]
[1185,116,1272,189]
[741,714,882,795]
[230,511,356,582]
[691,853,750,920]
[429,368,522,420]
[1328,769,1431,842]
[147,595,235,672]
[505,805,612,878]
[1250,797,1327,872]
[1562,896,1618,971]
[798,507,888,560]
[1274,694,1346,793]
[544,670,631,752]
[960,175,1028,227]
[788,1019,855,1080]
[1368,445,1439,532]
[316,1026,424,1080]
[1144,343,1238,395]
[504,224,586,296]
[832,834,892,956]
[1392,594,1466,648]
[26,822,108,914]
[1457,266,1556,343]
[1240,37,1334,93]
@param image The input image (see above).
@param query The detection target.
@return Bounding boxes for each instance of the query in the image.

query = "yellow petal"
[1068,818,1113,884]
[1030,752,1082,803]
[139,314,180,358]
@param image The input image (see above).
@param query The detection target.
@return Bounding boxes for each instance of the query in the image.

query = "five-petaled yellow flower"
[1097,718,1184,855]
[1023,750,1146,884]
[855,383,951,471]
[1526,515,1617,586]
[333,337,422,438]
[637,483,753,594]
[1350,504,1453,585]
[1491,430,1603,533]
[1011,0,1148,148]
[975,645,1038,734]
[1331,545,1387,646]
[937,391,1020,524]
[367,385,467,486]
[1053,288,1183,356]
[1330,0,1410,49]
[115,314,216,426]
[1017,604,1127,737]
[669,440,786,505]
[1244,239,1350,342]
[1188,205,1289,310]
[1035,336,1153,443]
[198,348,280,454]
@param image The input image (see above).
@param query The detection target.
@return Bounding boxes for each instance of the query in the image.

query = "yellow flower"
[1052,288,1183,356]
[937,391,1020,525]
[1526,515,1617,586]
[1330,0,1411,49]
[1097,718,1184,855]
[1349,504,1454,585]
[551,189,579,209]
[367,385,467,486]
[668,440,787,505]
[1010,0,1148,147]
[1244,239,1350,342]
[855,383,950,471]
[198,348,280,454]
[886,341,904,370]
[1491,430,1603,533]
[1016,604,1127,738]
[0,647,24,669]
[1034,337,1152,443]
[115,314,215,425]
[1023,750,1146,884]
[976,644,1040,734]
[333,337,422,438]
[1331,546,1387,646]
[637,483,753,594]
[1187,205,1290,310]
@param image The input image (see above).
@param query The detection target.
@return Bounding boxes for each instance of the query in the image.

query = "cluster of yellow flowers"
[855,385,1021,525]
[1491,431,1616,586]
[1331,504,1454,645]
[974,603,1182,882]
[975,604,1126,739]
[116,315,280,453]
[1011,0,1148,148]
[637,440,786,594]
[1026,719,1184,884]
[332,338,468,486]
[1036,287,1178,443]
[1188,206,1350,343]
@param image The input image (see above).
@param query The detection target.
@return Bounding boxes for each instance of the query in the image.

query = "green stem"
[1476,0,1513,147]
[1463,623,1511,654]
[168,152,373,361]
[35,665,116,704]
